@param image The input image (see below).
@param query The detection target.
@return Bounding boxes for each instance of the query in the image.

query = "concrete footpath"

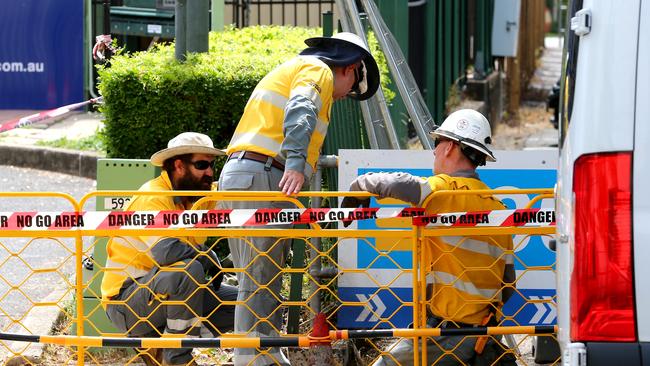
[0,110,103,363]
[0,110,104,179]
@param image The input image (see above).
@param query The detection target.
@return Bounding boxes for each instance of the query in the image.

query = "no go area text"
[107,211,232,226]
[1,214,84,228]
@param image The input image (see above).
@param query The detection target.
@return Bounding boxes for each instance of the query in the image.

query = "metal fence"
[224,0,336,28]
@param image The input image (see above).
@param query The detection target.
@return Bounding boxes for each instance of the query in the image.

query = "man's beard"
[176,173,213,201]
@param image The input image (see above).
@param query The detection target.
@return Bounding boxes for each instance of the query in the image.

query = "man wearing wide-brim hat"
[218,32,381,366]
[101,132,237,366]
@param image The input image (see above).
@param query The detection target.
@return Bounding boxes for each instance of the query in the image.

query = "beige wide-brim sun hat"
[150,132,225,167]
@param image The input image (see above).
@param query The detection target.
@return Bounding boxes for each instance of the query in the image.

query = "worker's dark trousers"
[106,259,237,365]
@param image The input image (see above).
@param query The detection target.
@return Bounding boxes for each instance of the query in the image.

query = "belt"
[228,151,285,171]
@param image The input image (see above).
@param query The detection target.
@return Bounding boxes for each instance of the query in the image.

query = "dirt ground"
[491,102,556,150]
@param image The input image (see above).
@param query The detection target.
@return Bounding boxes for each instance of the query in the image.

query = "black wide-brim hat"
[301,32,380,101]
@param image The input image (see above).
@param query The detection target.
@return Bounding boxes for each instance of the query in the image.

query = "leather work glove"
[340,196,371,228]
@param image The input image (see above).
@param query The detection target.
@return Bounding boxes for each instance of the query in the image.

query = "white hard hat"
[430,109,496,162]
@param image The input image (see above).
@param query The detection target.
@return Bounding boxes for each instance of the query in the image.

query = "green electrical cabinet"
[76,159,159,336]
[110,0,175,39]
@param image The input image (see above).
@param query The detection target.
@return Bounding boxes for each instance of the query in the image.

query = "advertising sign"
[337,149,557,328]
[0,0,84,109]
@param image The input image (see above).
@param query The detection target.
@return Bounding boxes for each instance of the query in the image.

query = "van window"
[560,0,583,147]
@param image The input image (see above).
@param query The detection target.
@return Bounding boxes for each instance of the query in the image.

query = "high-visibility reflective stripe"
[290,85,322,112]
[504,253,514,265]
[418,183,434,206]
[229,132,283,157]
[426,271,500,300]
[167,317,201,332]
[314,118,328,136]
[443,236,507,259]
[229,120,327,154]
[104,258,150,279]
[249,89,288,110]
[111,236,153,252]
[200,325,213,338]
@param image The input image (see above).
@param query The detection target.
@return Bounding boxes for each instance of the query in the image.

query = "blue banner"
[0,0,84,109]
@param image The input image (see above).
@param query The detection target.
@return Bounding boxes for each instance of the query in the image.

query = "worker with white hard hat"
[343,109,517,366]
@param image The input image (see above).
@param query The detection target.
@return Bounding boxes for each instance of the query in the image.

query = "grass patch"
[36,133,105,152]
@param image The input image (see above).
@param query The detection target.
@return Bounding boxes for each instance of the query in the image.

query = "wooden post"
[507,56,521,120]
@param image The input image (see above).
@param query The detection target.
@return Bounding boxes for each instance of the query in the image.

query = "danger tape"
[413,208,556,227]
[0,207,425,231]
[0,207,555,231]
[0,97,102,133]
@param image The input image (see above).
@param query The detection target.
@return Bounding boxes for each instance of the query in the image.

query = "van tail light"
[571,152,635,341]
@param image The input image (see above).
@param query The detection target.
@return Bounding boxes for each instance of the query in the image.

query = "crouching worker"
[342,110,517,366]
[101,132,237,366]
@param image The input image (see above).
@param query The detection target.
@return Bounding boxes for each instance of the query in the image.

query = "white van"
[556,0,650,364]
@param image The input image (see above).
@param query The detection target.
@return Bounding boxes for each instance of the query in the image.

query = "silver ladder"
[336,0,437,150]
[337,0,401,150]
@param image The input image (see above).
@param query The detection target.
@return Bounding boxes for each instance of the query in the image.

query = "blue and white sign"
[0,0,84,109]
[337,149,557,329]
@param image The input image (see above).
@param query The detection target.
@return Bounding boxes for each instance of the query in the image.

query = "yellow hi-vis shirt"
[226,56,334,178]
[100,171,212,303]
[422,174,513,325]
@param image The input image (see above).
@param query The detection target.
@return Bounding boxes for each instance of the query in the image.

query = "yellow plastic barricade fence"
[0,188,557,365]
[0,192,83,365]
[409,189,557,366]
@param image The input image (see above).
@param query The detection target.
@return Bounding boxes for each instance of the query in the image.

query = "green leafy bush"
[98,26,392,159]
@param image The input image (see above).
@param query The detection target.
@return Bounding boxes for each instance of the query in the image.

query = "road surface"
[0,165,96,358]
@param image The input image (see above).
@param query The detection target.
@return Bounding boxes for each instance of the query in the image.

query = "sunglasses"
[434,138,454,148]
[188,160,215,170]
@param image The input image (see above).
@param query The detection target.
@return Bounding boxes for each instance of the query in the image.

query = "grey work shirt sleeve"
[350,172,433,206]
[280,94,319,174]
[150,237,202,267]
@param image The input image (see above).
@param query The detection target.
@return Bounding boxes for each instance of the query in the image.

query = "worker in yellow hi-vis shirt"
[343,110,517,366]
[218,32,380,366]
[102,133,237,366]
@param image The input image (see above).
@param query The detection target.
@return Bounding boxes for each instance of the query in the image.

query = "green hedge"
[98,25,392,159]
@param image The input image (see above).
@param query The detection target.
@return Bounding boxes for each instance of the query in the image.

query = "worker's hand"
[279,169,305,195]
[340,196,371,228]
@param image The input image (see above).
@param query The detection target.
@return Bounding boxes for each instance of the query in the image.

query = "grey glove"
[340,196,371,228]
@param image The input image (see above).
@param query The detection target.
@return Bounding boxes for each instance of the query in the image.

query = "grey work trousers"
[106,258,237,365]
[371,334,478,366]
[372,327,514,366]
[218,157,293,366]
